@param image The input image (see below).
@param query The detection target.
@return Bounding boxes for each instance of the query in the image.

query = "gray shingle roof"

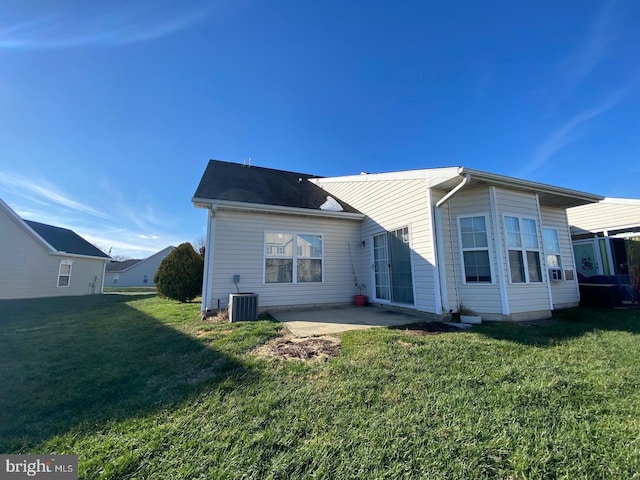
[25,220,110,259]
[193,160,360,214]
[105,259,142,272]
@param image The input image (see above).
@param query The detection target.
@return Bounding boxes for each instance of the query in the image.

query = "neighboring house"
[193,160,602,321]
[104,246,175,287]
[0,198,110,300]
[567,198,640,303]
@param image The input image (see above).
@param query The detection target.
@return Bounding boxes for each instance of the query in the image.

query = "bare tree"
[193,235,206,258]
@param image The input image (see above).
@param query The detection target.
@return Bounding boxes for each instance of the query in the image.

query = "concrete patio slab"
[270,306,426,337]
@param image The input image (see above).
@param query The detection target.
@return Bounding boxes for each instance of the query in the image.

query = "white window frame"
[457,214,494,284]
[263,231,324,284]
[112,274,119,285]
[543,227,563,281]
[504,215,543,284]
[143,274,149,284]
[57,259,73,287]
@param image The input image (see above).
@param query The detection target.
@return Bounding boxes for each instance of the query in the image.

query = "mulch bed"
[254,335,341,361]
[392,322,465,336]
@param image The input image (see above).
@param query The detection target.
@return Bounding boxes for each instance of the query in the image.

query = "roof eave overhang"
[435,167,604,209]
[192,197,365,220]
[50,251,110,261]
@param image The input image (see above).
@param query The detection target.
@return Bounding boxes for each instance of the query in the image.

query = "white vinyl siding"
[315,178,435,312]
[440,188,502,316]
[494,189,550,315]
[0,206,107,299]
[567,199,640,235]
[207,209,360,310]
[541,207,580,308]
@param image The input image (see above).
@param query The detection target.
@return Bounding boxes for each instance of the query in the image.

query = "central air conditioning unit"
[228,293,259,322]
[549,268,563,281]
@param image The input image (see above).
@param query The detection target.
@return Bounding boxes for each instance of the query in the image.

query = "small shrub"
[154,243,203,302]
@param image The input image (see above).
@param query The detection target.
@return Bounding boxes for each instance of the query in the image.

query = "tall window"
[504,216,542,283]
[543,228,563,280]
[459,216,492,283]
[265,233,322,283]
[57,259,73,287]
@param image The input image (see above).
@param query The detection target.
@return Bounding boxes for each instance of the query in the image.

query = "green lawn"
[1,295,639,479]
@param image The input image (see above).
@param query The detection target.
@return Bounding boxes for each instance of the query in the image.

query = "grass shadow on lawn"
[475,307,640,346]
[0,295,258,453]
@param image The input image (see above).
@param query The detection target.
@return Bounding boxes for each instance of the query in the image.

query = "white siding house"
[1,198,110,300]
[194,161,602,320]
[105,246,175,287]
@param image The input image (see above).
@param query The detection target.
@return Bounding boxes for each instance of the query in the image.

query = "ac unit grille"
[229,293,259,322]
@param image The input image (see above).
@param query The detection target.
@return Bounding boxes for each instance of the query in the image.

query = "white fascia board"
[459,168,603,204]
[600,197,640,205]
[51,251,110,261]
[191,197,365,220]
[311,166,460,185]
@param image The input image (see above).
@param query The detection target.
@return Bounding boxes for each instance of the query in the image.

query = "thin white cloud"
[521,91,624,177]
[0,171,110,219]
[0,1,218,49]
[562,0,618,83]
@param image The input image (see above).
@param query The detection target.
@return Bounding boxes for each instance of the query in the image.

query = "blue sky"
[1,0,638,258]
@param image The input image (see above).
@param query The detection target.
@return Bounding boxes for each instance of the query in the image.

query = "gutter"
[434,171,471,314]
[192,197,365,220]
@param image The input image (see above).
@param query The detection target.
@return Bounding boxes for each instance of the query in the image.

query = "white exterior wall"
[443,188,503,316]
[540,207,580,308]
[315,178,439,313]
[207,209,361,310]
[567,198,640,234]
[493,189,551,315]
[106,247,174,287]
[0,209,106,299]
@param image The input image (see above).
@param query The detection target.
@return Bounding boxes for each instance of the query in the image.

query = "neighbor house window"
[504,216,542,283]
[459,216,492,283]
[57,259,73,287]
[265,232,323,283]
[143,274,149,284]
[112,274,119,285]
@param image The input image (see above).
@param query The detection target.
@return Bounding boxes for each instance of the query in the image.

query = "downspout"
[434,171,471,314]
[201,205,217,313]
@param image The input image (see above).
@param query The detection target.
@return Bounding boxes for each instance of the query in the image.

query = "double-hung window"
[57,259,73,287]
[459,216,492,283]
[504,216,542,283]
[265,232,323,283]
[543,228,563,280]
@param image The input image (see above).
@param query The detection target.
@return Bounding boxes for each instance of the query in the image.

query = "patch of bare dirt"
[254,335,341,361]
[393,322,463,336]
[202,310,229,323]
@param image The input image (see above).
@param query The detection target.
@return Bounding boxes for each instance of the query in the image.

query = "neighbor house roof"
[192,160,361,214]
[106,259,142,272]
[24,220,111,259]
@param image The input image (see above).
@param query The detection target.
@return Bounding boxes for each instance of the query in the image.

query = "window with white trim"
[57,259,73,287]
[504,216,542,283]
[543,228,563,279]
[143,274,149,284]
[265,232,323,283]
[112,274,119,285]
[459,216,492,283]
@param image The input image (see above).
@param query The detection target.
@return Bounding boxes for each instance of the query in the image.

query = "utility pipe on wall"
[434,172,471,314]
